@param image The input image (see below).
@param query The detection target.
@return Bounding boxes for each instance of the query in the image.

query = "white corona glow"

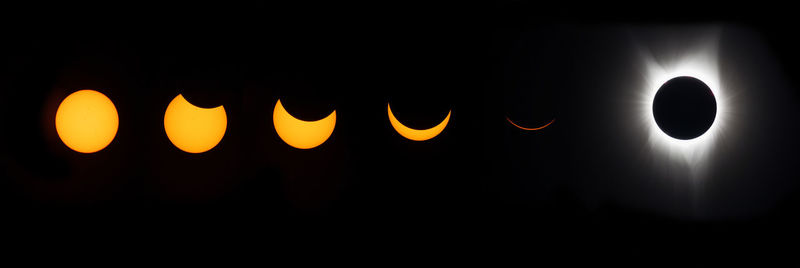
[634,31,731,175]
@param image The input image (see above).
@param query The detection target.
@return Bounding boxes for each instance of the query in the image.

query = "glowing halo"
[633,31,732,175]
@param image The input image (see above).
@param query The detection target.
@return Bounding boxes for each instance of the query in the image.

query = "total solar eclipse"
[652,76,717,140]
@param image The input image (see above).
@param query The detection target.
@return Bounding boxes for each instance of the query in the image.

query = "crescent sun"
[506,117,555,131]
[273,99,336,149]
[387,103,451,141]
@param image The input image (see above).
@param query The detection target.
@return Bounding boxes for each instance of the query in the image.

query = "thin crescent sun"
[387,103,451,141]
[163,94,227,154]
[273,99,337,149]
[506,117,555,131]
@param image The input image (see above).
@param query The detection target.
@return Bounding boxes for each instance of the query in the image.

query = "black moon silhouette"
[652,76,717,140]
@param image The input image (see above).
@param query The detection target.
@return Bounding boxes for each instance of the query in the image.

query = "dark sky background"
[1,1,800,257]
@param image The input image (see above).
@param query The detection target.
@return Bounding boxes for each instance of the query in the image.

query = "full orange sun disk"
[55,89,119,153]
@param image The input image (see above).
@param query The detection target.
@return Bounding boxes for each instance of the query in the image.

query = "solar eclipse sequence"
[56,75,712,154]
[3,2,800,258]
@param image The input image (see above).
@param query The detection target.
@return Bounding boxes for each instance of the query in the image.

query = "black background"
[1,1,800,259]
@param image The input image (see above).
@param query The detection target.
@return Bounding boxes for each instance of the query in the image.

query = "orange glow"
[387,103,450,141]
[506,117,555,131]
[55,90,119,153]
[163,94,227,153]
[273,99,336,149]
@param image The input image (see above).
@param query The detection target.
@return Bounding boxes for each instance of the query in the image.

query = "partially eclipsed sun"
[387,103,450,141]
[273,99,336,149]
[163,94,227,153]
[506,117,554,131]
